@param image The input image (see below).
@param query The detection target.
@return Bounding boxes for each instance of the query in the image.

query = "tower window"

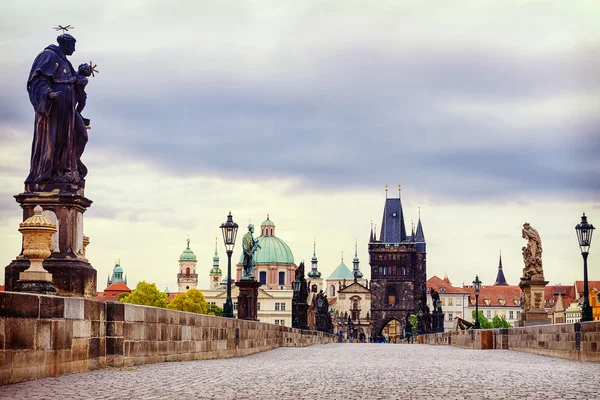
[186,267,190,276]
[278,271,285,285]
[331,285,335,297]
[259,271,267,285]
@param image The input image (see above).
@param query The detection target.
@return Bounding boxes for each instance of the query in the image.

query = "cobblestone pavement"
[1,344,598,400]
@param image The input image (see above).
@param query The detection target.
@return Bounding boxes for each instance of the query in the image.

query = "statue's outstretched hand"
[48,91,60,99]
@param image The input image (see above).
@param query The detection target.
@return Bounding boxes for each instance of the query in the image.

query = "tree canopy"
[472,310,512,329]
[166,288,208,314]
[120,281,167,308]
[207,303,224,317]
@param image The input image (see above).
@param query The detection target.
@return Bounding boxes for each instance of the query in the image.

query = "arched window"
[186,267,190,276]
[259,271,267,285]
[278,271,285,285]
[331,285,336,297]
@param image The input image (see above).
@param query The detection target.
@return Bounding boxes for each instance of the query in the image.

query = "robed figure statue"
[242,224,261,280]
[25,33,91,192]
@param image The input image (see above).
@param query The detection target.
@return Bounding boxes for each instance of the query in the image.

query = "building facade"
[97,261,131,302]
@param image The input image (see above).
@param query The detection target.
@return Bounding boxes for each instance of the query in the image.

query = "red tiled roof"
[575,281,600,295]
[463,285,522,307]
[427,276,470,294]
[105,282,131,292]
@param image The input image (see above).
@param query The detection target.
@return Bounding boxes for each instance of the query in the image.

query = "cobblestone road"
[1,344,598,400]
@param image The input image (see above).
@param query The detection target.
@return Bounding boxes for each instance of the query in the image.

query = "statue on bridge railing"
[242,224,261,280]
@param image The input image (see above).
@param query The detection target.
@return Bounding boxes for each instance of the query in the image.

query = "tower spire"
[493,248,508,286]
[352,238,363,279]
[308,237,321,278]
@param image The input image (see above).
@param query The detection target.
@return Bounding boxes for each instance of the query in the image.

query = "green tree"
[207,303,224,317]
[492,315,512,328]
[120,281,167,308]
[118,292,129,301]
[409,314,418,334]
[166,288,208,314]
[471,310,493,329]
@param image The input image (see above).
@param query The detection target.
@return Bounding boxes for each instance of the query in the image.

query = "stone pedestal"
[5,192,97,297]
[236,279,261,321]
[518,274,550,327]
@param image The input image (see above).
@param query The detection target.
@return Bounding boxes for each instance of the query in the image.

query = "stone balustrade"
[418,321,599,362]
[0,291,333,385]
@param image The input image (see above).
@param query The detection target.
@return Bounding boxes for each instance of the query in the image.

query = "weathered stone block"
[107,321,123,337]
[51,320,73,349]
[107,302,125,322]
[124,304,145,322]
[40,296,64,319]
[0,292,39,318]
[84,299,105,321]
[64,298,84,320]
[106,337,123,355]
[5,318,37,349]
[72,320,91,338]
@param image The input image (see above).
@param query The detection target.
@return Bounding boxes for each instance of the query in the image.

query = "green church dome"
[180,239,197,261]
[238,235,295,265]
[261,217,275,227]
[114,265,123,274]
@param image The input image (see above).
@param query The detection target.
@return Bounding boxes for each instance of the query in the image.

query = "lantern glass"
[575,213,594,254]
[473,275,482,295]
[220,212,239,251]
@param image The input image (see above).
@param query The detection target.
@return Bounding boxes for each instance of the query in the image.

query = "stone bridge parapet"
[0,291,333,385]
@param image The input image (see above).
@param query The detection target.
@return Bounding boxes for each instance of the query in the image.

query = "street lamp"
[220,212,239,318]
[575,213,595,322]
[292,276,301,328]
[473,275,482,329]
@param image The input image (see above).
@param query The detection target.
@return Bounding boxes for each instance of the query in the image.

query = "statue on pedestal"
[521,222,543,280]
[241,224,260,280]
[25,30,96,193]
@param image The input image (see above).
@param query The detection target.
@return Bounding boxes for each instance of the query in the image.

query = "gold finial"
[418,206,421,218]
[267,213,270,220]
[314,237,316,247]
[118,258,120,266]
[398,184,401,192]
[215,236,218,245]
[341,250,344,261]
[385,184,388,198]
[186,234,190,248]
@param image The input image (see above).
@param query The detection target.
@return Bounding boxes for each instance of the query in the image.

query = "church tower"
[369,186,426,339]
[209,237,222,289]
[352,239,363,279]
[177,238,198,292]
[307,239,323,292]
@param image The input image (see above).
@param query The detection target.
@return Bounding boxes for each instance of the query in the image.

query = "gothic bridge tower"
[369,186,426,339]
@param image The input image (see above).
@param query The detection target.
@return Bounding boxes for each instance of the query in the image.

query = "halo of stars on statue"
[53,25,99,77]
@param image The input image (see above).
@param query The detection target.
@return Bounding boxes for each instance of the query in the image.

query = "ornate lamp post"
[292,276,301,328]
[575,213,595,322]
[473,275,482,329]
[220,212,239,319]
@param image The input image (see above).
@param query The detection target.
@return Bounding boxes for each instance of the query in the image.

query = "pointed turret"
[415,208,426,252]
[352,239,363,278]
[369,221,374,243]
[493,250,509,286]
[308,238,321,278]
[379,186,407,243]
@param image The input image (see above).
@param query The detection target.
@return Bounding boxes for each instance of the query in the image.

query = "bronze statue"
[241,224,260,279]
[521,222,543,279]
[25,32,94,192]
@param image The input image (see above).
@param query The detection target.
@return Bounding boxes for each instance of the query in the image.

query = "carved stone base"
[14,279,57,295]
[4,191,97,297]
[6,257,97,297]
[236,279,261,321]
[518,274,549,327]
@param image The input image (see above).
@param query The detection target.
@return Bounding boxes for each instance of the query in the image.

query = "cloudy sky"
[1,1,599,292]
